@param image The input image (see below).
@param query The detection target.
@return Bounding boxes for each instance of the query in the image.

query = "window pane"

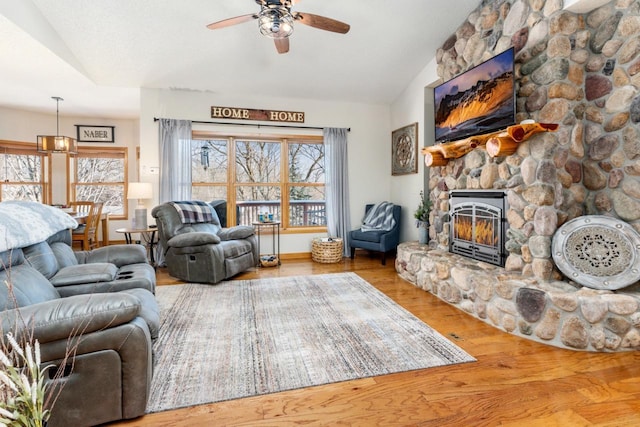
[77,157,124,183]
[235,141,280,183]
[289,143,324,183]
[192,140,227,183]
[192,186,227,202]
[76,184,124,215]
[73,150,126,218]
[2,185,42,202]
[289,186,326,226]
[1,153,41,181]
[236,186,280,225]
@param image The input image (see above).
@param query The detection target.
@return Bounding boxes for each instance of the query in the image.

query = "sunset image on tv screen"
[434,48,515,143]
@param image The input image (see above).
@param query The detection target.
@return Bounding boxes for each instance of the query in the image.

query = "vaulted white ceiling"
[0,1,479,119]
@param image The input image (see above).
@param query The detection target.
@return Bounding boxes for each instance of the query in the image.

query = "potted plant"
[0,333,52,427]
[414,190,432,244]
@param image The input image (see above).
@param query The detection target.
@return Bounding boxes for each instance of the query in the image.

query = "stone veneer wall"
[396,242,640,351]
[396,0,640,352]
[429,0,640,281]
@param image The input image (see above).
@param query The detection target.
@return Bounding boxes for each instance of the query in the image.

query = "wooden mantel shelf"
[422,122,559,167]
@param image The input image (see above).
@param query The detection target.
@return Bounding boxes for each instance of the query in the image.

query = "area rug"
[147,272,475,413]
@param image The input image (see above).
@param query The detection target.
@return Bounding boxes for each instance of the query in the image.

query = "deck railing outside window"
[235,200,325,227]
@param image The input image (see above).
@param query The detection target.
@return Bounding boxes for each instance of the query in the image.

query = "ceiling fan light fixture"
[258,8,293,38]
[37,96,77,154]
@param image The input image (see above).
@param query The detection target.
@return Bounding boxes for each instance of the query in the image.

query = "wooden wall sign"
[211,106,305,123]
[75,125,115,143]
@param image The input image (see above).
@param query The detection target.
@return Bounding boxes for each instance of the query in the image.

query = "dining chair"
[70,201,103,250]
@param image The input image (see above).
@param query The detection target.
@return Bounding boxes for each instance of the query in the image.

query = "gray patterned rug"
[147,272,475,413]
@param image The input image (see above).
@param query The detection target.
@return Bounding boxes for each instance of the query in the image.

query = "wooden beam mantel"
[422,122,559,167]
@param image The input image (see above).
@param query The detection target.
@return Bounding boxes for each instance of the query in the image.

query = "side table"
[115,226,157,266]
[252,221,281,267]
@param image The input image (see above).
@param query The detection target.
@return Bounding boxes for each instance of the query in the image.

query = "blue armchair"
[349,203,401,265]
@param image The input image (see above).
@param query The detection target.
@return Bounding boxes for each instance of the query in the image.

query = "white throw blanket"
[0,201,78,252]
[360,202,396,232]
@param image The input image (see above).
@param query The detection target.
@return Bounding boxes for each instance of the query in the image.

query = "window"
[192,139,228,201]
[287,141,325,227]
[70,147,127,219]
[0,142,48,203]
[192,133,324,229]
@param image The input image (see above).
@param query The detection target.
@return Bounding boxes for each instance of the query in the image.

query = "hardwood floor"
[112,255,640,426]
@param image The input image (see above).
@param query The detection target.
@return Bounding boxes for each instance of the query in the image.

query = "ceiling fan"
[206,0,350,54]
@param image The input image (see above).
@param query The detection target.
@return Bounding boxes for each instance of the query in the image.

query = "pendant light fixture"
[37,96,77,154]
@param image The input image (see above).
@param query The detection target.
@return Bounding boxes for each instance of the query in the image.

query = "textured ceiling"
[0,1,479,119]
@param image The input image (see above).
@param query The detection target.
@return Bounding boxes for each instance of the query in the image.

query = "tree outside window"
[70,147,127,218]
[0,143,47,203]
[191,135,325,229]
[288,142,325,227]
[192,139,228,202]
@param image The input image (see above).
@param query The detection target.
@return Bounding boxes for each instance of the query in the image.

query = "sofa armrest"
[168,232,221,248]
[217,225,255,241]
[0,293,141,344]
[38,317,152,425]
[78,245,148,266]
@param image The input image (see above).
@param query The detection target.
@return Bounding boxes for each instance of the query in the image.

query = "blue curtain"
[159,119,192,203]
[324,128,351,256]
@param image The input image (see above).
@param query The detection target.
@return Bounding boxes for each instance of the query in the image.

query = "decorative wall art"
[76,125,115,143]
[391,122,418,175]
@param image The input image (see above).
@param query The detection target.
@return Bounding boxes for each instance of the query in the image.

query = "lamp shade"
[128,182,152,229]
[127,182,153,200]
[37,135,77,153]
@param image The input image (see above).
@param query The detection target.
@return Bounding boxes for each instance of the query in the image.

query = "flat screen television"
[434,47,516,144]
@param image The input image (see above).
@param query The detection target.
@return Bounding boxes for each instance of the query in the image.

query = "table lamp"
[128,182,152,229]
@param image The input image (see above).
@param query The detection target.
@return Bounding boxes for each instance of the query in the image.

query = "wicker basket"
[259,255,279,267]
[312,238,343,263]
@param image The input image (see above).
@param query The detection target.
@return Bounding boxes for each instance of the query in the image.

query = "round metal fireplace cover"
[552,215,640,290]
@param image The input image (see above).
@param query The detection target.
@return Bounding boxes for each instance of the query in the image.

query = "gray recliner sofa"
[0,228,158,427]
[152,200,258,284]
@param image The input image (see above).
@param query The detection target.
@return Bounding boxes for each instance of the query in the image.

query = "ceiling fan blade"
[294,12,350,34]
[206,14,257,30]
[274,37,290,54]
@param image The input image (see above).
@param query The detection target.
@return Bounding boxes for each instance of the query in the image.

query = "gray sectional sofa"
[0,222,158,426]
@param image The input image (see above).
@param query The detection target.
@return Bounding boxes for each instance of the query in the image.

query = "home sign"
[211,106,305,123]
[76,125,115,143]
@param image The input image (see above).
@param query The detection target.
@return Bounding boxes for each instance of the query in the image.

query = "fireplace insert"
[449,190,508,266]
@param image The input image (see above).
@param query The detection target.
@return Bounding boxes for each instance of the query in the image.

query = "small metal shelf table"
[252,221,281,266]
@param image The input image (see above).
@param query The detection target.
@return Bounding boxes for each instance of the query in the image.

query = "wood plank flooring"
[111,254,640,426]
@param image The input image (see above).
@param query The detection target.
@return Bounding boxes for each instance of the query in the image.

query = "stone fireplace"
[396,0,640,352]
[424,0,640,282]
[449,190,509,266]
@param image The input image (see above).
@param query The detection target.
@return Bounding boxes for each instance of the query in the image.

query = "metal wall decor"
[391,122,418,175]
[552,215,640,290]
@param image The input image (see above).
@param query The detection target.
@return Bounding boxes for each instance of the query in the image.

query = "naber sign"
[211,106,305,123]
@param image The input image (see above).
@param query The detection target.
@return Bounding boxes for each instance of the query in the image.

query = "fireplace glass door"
[449,191,507,266]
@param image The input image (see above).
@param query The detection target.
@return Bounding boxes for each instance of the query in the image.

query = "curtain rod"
[153,117,350,132]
